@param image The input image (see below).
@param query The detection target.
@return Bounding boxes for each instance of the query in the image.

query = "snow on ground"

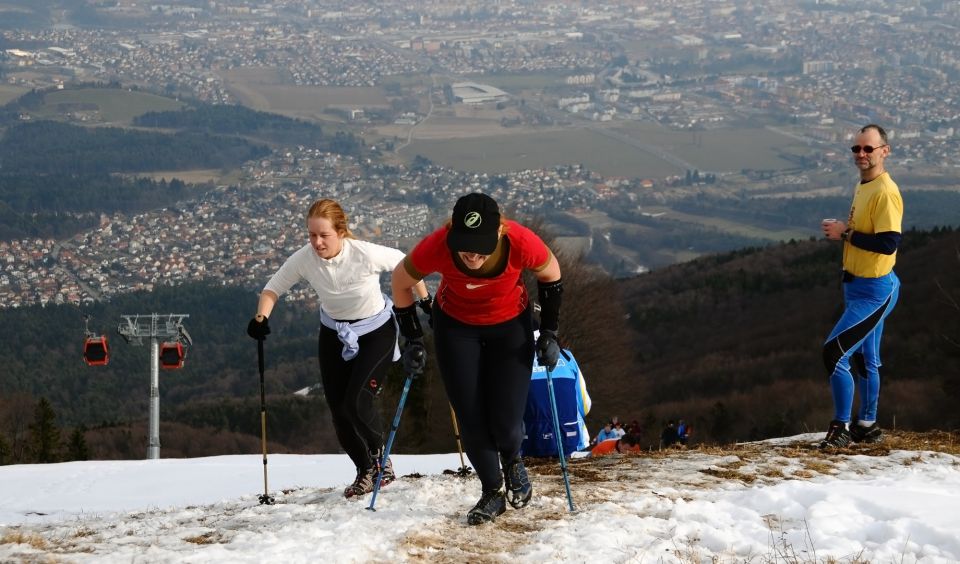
[1,433,959,563]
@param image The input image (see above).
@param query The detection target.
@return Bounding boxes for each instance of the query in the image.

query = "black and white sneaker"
[502,457,532,509]
[343,465,377,498]
[851,422,883,444]
[378,456,396,486]
[467,489,506,525]
[819,420,853,450]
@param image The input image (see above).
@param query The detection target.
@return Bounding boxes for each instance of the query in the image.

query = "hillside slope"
[609,227,960,445]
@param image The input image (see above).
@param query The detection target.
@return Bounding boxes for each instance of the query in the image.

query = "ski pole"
[368,369,416,511]
[448,404,472,476]
[257,339,274,505]
[545,366,575,512]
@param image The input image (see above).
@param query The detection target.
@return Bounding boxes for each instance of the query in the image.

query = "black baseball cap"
[446,192,501,255]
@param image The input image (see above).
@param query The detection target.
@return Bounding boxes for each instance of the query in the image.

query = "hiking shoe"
[378,456,396,486]
[343,465,376,498]
[502,457,533,509]
[819,420,853,450]
[850,422,883,444]
[467,489,506,525]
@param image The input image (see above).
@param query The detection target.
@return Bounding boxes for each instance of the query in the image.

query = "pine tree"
[66,425,90,461]
[28,397,61,463]
[0,433,10,465]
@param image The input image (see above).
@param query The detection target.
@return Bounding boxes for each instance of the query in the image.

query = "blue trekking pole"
[545,366,575,512]
[367,370,415,511]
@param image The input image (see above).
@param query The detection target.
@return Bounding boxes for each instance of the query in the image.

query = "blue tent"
[522,348,591,458]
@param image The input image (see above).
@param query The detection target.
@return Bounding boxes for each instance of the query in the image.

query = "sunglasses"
[850,144,887,154]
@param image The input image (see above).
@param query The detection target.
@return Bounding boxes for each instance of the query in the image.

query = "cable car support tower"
[117,313,192,460]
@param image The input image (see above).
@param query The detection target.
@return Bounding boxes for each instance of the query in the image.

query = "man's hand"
[536,330,561,370]
[821,219,848,241]
[401,338,427,375]
[247,315,270,341]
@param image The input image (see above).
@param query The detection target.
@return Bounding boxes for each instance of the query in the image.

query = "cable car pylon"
[117,313,192,460]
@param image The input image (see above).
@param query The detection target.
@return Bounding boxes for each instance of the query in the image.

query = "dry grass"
[183,531,225,545]
[0,528,48,549]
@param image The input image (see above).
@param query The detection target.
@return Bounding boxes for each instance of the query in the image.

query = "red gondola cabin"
[159,341,185,370]
[83,336,110,366]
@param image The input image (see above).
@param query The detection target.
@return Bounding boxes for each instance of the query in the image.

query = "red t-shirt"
[406,220,551,325]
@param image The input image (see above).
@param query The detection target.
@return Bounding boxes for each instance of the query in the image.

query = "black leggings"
[318,319,396,472]
[434,306,535,491]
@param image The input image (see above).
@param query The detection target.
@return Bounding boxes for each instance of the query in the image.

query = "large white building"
[451,82,510,105]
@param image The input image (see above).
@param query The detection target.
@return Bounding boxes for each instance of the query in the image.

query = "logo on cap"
[464,211,482,228]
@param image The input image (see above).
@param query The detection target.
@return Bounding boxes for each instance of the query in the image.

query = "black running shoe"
[467,489,506,525]
[502,457,532,509]
[819,420,853,450]
[343,465,376,498]
[850,422,883,444]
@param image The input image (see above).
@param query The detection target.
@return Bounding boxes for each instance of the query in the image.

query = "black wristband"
[537,278,563,332]
[393,304,424,339]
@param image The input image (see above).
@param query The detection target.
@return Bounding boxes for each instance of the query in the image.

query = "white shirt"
[264,238,406,320]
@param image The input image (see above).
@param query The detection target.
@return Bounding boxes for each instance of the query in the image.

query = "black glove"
[401,337,427,375]
[246,316,270,341]
[536,329,561,370]
[417,295,434,329]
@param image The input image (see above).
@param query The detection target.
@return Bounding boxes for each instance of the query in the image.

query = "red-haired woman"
[247,199,429,498]
[391,192,564,525]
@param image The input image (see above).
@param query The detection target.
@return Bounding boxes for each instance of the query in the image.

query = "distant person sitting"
[591,434,641,457]
[613,422,626,438]
[594,422,619,444]
[661,420,678,448]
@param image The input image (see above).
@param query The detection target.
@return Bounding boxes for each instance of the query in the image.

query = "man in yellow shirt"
[819,124,903,449]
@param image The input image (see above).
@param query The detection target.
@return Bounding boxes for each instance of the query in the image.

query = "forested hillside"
[134,105,363,156]
[0,119,266,239]
[612,227,960,448]
[0,86,364,240]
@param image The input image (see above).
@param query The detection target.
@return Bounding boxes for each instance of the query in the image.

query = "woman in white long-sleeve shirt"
[247,199,429,498]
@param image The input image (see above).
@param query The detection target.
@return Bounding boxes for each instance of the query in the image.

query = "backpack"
[522,351,590,457]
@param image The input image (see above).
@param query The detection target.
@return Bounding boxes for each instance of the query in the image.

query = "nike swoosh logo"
[465,283,489,290]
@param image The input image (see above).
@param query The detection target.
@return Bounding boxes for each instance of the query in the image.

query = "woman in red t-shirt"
[391,192,563,526]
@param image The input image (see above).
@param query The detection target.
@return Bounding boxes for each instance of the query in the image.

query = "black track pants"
[434,306,535,492]
[318,320,396,472]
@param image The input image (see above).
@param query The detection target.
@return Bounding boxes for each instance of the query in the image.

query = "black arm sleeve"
[849,231,901,255]
[537,278,563,332]
[393,304,424,339]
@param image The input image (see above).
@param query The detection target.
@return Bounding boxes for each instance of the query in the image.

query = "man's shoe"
[850,422,883,444]
[819,420,853,450]
[502,457,533,509]
[343,465,376,498]
[467,489,506,525]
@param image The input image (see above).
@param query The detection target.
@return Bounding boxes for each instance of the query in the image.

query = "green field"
[400,128,684,177]
[398,121,815,177]
[611,122,813,172]
[221,68,390,115]
[0,84,28,106]
[36,88,184,124]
